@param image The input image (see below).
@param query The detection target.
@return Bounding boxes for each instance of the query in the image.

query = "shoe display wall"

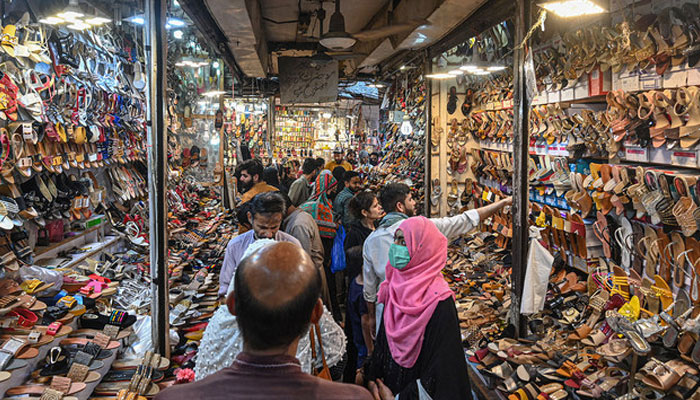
[426,2,700,398]
[370,63,426,214]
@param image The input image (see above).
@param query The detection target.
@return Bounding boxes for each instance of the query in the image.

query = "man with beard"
[219,192,300,297]
[236,159,279,205]
[362,183,512,335]
[369,152,380,166]
[325,147,352,172]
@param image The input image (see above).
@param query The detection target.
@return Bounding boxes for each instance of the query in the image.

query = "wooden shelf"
[34,222,106,257]
[61,236,121,270]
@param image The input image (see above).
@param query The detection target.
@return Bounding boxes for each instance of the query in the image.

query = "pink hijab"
[377,216,453,368]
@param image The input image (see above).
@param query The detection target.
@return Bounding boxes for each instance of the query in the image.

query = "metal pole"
[510,0,531,338]
[268,96,275,156]
[146,0,170,357]
[423,51,432,216]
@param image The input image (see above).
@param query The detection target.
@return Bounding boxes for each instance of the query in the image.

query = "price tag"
[613,74,640,92]
[560,87,574,101]
[688,68,700,86]
[536,144,547,155]
[574,80,589,99]
[548,91,561,103]
[625,147,649,162]
[639,73,663,90]
[663,69,688,88]
[671,150,699,167]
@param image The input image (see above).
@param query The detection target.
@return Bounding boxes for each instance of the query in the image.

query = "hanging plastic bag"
[520,226,554,315]
[330,225,346,273]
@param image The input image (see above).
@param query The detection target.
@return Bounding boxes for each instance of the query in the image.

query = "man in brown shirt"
[156,242,372,400]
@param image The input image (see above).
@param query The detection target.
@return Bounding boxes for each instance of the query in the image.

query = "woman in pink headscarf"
[362,216,472,400]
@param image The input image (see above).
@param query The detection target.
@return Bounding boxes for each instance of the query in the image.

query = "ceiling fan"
[319,0,429,51]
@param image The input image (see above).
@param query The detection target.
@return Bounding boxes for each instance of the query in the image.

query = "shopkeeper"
[219,192,300,297]
[325,147,353,172]
[362,183,512,334]
[236,159,279,205]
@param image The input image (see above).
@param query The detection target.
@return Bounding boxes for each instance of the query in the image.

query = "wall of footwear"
[371,62,426,211]
[0,0,238,395]
[424,0,700,398]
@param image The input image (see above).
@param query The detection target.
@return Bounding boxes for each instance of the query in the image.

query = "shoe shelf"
[0,317,120,400]
[33,221,108,259]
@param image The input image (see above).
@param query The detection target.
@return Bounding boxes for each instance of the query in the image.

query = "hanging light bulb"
[538,0,605,17]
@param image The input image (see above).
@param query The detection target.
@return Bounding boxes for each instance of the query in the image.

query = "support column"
[146,0,170,357]
[423,52,432,216]
[510,0,531,338]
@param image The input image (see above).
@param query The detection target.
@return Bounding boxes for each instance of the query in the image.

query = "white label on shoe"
[671,150,699,168]
[22,123,32,140]
[624,147,649,162]
[89,153,98,162]
[13,44,29,58]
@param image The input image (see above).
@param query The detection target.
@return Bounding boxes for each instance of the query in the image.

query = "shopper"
[325,147,352,171]
[236,159,278,205]
[369,152,380,166]
[281,160,299,191]
[343,190,383,382]
[288,157,318,207]
[316,157,326,171]
[330,167,345,202]
[263,166,285,193]
[333,171,362,227]
[219,192,300,297]
[362,183,512,335]
[281,193,332,310]
[357,150,372,180]
[362,216,472,400]
[299,170,342,320]
[346,149,357,169]
[161,241,365,400]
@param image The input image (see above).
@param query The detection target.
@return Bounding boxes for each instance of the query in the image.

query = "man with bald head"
[157,242,372,400]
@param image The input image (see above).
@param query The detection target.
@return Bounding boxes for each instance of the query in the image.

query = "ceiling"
[197,0,489,79]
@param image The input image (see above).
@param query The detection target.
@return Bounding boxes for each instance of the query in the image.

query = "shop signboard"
[278,57,338,104]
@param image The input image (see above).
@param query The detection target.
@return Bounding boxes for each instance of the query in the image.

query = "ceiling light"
[459,64,479,71]
[173,30,184,39]
[472,70,491,75]
[322,112,332,119]
[487,66,507,71]
[168,17,186,27]
[39,17,65,25]
[400,65,406,70]
[126,15,145,25]
[67,21,91,30]
[320,0,356,50]
[57,10,84,20]
[539,0,605,17]
[425,73,453,79]
[448,69,464,75]
[85,17,111,25]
